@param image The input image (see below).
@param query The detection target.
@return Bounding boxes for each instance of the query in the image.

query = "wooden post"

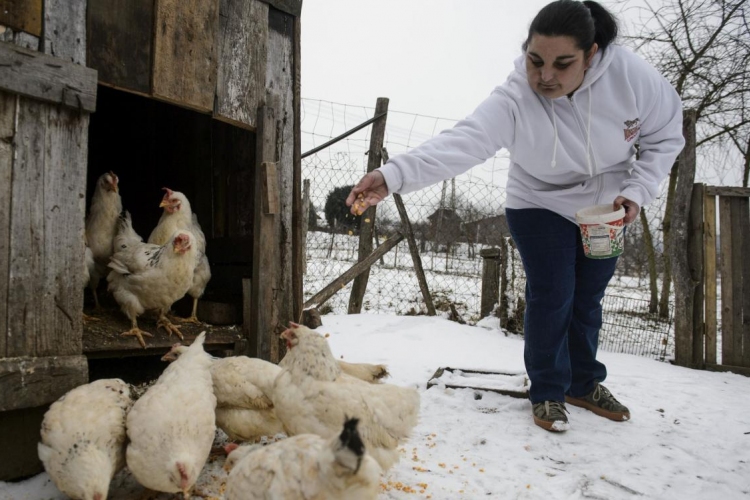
[382,148,436,316]
[307,232,405,310]
[292,14,303,324]
[672,109,697,368]
[688,183,705,367]
[498,237,510,328]
[480,247,501,319]
[251,104,278,362]
[349,97,388,314]
[301,179,311,275]
[739,197,750,368]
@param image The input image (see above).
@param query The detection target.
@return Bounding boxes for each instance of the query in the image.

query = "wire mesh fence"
[301,98,674,361]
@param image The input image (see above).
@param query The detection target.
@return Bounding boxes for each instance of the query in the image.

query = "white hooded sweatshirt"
[378,45,685,222]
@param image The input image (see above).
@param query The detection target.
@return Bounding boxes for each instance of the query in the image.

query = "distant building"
[463,214,510,246]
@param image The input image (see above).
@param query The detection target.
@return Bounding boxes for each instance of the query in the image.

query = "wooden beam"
[0,92,13,357]
[704,362,750,378]
[0,41,97,112]
[86,0,154,94]
[349,98,388,314]
[382,148,436,316]
[152,0,220,112]
[730,198,745,367]
[42,0,86,64]
[480,247,501,319]
[292,14,303,323]
[214,0,267,128]
[261,162,279,214]
[305,232,405,310]
[0,355,88,412]
[0,0,42,36]
[705,186,750,197]
[251,105,278,362]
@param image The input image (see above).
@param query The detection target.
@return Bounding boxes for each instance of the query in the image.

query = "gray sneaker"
[566,383,630,421]
[532,401,570,432]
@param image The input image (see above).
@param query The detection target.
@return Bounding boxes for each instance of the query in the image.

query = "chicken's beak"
[159,199,169,208]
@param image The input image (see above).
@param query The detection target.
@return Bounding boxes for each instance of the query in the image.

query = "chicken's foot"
[157,315,185,340]
[169,298,203,325]
[82,313,100,323]
[121,328,154,349]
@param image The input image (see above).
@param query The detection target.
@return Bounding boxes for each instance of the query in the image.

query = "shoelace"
[592,385,622,406]
[543,401,568,418]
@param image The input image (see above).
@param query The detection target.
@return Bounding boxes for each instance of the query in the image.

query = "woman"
[346,0,685,432]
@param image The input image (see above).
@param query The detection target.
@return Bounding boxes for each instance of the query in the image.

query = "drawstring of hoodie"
[549,87,593,174]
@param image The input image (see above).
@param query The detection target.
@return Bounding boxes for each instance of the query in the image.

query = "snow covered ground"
[2,313,748,499]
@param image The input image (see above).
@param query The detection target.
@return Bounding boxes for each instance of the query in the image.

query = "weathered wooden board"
[0,0,42,36]
[0,355,88,412]
[251,105,277,361]
[292,15,302,319]
[0,26,39,50]
[704,193,717,365]
[0,92,13,357]
[38,105,87,357]
[705,186,750,198]
[42,0,86,64]
[86,0,154,94]
[740,198,750,367]
[7,98,46,358]
[0,41,97,112]
[82,307,242,358]
[268,6,294,346]
[718,197,734,367]
[214,0,267,129]
[152,0,220,112]
[262,0,302,17]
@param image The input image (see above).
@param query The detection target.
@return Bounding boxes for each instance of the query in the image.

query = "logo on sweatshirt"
[623,118,640,142]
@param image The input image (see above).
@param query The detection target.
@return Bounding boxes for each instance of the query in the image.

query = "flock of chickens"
[83,171,211,347]
[41,172,421,498]
[38,324,421,499]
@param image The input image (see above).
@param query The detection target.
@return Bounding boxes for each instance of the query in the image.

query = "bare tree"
[620,0,750,316]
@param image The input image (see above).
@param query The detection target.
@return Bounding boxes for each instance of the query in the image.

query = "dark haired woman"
[347,0,684,432]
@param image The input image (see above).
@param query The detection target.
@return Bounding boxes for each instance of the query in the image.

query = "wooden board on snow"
[427,367,529,399]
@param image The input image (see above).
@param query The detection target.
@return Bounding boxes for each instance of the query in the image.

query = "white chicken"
[271,323,421,470]
[162,345,284,442]
[126,332,216,499]
[148,188,211,324]
[38,379,133,500]
[107,215,197,348]
[85,171,122,309]
[224,418,381,500]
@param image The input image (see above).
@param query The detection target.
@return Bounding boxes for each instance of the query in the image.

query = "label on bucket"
[579,222,624,259]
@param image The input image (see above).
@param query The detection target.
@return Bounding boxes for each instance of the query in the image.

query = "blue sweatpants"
[505,208,619,403]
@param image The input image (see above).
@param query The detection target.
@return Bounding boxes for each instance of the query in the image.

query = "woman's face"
[525,35,597,99]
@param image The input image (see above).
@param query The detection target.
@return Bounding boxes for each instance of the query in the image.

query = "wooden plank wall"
[152,0,220,112]
[267,6,295,339]
[87,0,154,94]
[215,0,268,129]
[0,0,42,36]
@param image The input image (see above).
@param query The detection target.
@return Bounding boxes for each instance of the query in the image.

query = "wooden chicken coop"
[0,0,303,480]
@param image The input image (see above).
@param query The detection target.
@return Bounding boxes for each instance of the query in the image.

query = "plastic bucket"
[575,205,626,259]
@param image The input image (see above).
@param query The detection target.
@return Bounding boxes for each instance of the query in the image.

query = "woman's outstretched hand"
[346,170,389,215]
[614,196,640,225]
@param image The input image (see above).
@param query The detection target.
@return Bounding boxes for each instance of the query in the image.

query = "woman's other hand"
[613,196,640,225]
[346,170,389,215]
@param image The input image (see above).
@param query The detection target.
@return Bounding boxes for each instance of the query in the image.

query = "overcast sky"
[300,0,556,119]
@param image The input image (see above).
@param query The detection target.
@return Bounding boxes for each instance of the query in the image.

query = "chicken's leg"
[171,297,202,325]
[157,312,185,340]
[120,317,154,348]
